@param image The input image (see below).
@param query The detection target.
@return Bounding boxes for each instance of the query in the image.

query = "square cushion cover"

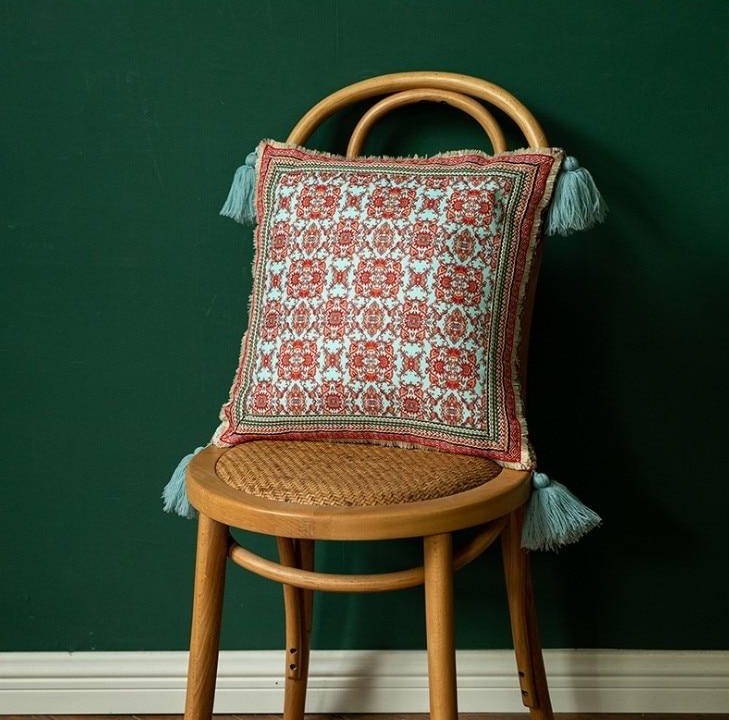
[213,140,563,469]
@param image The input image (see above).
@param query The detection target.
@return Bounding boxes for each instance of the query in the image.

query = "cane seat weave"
[216,441,502,507]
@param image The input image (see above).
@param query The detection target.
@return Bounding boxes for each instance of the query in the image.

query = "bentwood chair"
[184,72,554,720]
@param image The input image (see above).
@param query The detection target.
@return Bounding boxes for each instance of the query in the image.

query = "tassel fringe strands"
[161,447,204,519]
[219,150,258,225]
[521,471,602,551]
[546,156,607,236]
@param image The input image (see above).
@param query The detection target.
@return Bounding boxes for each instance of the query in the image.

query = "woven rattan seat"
[216,441,502,507]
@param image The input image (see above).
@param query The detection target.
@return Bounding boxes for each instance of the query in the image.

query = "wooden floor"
[3,714,725,720]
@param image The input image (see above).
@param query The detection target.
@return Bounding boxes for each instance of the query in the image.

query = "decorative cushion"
[213,140,563,469]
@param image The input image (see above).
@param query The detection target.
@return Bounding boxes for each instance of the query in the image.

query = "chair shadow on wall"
[311,538,513,711]
[526,125,688,660]
[303,102,540,706]
[306,124,690,707]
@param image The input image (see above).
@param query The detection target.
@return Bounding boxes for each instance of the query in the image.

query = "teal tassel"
[546,156,607,236]
[219,150,258,225]
[161,447,204,519]
[521,472,601,551]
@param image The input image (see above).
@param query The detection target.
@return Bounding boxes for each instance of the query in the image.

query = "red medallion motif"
[332,267,349,287]
[278,340,318,381]
[443,308,469,344]
[453,229,476,261]
[407,270,428,292]
[401,353,422,374]
[325,350,342,369]
[258,351,273,372]
[436,263,483,305]
[270,222,291,261]
[349,341,395,382]
[287,259,326,298]
[303,223,322,255]
[421,195,442,213]
[354,258,402,298]
[410,221,438,260]
[345,191,363,211]
[335,219,359,257]
[446,188,495,226]
[362,301,385,336]
[297,183,341,220]
[285,384,307,414]
[373,222,395,254]
[399,385,424,417]
[291,301,311,335]
[400,300,428,342]
[261,301,283,341]
[360,385,384,415]
[322,382,346,414]
[441,392,464,424]
[368,186,416,219]
[251,382,277,414]
[429,347,477,391]
[323,298,348,339]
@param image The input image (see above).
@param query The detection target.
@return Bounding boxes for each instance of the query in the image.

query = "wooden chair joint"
[286,646,300,680]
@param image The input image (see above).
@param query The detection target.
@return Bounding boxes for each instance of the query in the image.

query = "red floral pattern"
[435,263,484,305]
[410,220,439,260]
[349,341,395,383]
[400,300,429,342]
[297,183,341,220]
[446,188,496,226]
[355,258,402,299]
[428,347,478,391]
[286,259,326,298]
[323,298,348,339]
[215,141,563,467]
[278,340,318,381]
[368,186,416,219]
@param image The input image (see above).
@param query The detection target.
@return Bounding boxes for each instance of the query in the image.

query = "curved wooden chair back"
[288,71,547,151]
[183,72,554,720]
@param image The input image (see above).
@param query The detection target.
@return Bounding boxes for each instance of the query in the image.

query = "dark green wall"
[1,0,727,652]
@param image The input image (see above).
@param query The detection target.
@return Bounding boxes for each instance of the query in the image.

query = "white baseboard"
[1,649,727,714]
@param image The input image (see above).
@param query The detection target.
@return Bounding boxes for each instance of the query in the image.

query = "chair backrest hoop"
[346,88,508,157]
[287,71,548,150]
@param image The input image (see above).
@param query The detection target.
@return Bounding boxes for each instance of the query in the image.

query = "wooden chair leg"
[278,538,315,720]
[184,513,229,720]
[423,533,458,720]
[298,540,315,689]
[501,509,554,720]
